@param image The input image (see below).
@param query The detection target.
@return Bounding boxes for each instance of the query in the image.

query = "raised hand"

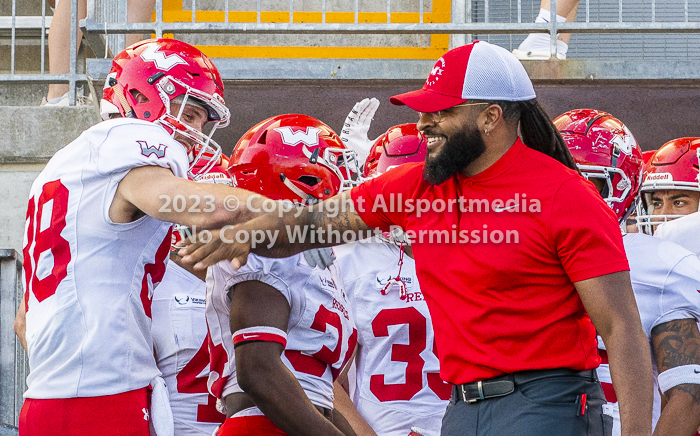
[340,98,381,165]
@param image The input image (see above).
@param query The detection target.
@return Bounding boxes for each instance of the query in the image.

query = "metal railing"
[80,0,700,46]
[0,0,85,105]
[3,0,700,103]
[0,250,26,432]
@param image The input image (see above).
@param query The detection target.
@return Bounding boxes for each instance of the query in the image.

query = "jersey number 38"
[23,180,71,307]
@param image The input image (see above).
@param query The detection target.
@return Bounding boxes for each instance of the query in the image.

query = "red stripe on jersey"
[233,331,287,348]
[601,381,617,403]
[140,229,171,318]
[598,348,609,365]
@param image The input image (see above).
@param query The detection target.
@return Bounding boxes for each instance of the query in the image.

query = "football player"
[19,39,262,436]
[205,115,359,436]
[150,158,232,436]
[636,138,700,234]
[651,146,700,256]
[333,123,451,436]
[557,109,700,436]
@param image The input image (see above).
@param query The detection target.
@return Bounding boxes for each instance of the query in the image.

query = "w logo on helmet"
[138,140,167,159]
[611,130,635,156]
[140,44,187,71]
[274,126,321,147]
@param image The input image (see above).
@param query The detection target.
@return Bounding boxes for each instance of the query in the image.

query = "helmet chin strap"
[279,173,318,205]
[111,85,135,118]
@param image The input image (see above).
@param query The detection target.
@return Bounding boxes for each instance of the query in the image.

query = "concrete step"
[0,105,100,163]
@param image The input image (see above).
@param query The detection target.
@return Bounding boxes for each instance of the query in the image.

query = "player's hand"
[178,227,250,271]
[303,248,336,269]
[340,98,380,166]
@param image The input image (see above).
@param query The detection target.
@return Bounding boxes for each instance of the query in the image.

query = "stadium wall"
[2,80,700,254]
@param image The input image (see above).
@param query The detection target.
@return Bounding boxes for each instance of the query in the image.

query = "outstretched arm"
[651,319,700,436]
[111,165,264,228]
[180,190,374,270]
[574,271,653,436]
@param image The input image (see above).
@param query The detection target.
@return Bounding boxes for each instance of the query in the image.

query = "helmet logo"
[138,140,167,159]
[644,172,673,183]
[616,178,630,191]
[611,128,634,155]
[140,45,187,71]
[274,126,321,147]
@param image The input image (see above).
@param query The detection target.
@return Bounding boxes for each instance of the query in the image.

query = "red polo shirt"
[350,138,629,385]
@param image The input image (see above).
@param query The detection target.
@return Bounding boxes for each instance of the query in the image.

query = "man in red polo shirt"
[181,41,653,436]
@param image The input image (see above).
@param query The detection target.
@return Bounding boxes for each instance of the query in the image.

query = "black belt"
[453,368,598,403]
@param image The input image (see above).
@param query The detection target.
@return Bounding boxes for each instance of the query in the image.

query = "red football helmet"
[554,109,643,224]
[191,154,232,185]
[642,150,656,164]
[100,38,230,178]
[636,137,700,234]
[362,123,427,179]
[228,114,361,204]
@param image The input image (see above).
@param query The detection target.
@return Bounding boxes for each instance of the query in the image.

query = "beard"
[422,123,486,185]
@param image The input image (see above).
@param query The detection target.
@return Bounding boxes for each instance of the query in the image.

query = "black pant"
[441,375,613,436]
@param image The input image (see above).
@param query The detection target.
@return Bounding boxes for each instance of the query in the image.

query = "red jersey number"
[176,334,225,424]
[370,307,451,401]
[23,180,71,308]
[285,305,356,381]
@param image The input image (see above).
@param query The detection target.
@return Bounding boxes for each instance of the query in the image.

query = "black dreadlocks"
[483,99,578,172]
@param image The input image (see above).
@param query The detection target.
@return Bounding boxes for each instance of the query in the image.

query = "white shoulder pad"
[655,212,700,257]
[91,119,188,179]
[214,253,309,309]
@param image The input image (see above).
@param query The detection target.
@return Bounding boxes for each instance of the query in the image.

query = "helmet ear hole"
[298,175,321,187]
[129,89,150,103]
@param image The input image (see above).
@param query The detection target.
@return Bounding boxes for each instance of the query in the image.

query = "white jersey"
[654,211,700,257]
[22,118,188,399]
[151,262,225,435]
[206,254,357,411]
[334,239,450,436]
[597,233,700,436]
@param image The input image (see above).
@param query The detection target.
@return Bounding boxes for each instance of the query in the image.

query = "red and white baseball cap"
[390,41,536,113]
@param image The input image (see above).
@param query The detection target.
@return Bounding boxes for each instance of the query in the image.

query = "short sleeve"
[655,251,700,327]
[93,119,188,181]
[350,163,424,231]
[224,253,308,312]
[550,177,629,282]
